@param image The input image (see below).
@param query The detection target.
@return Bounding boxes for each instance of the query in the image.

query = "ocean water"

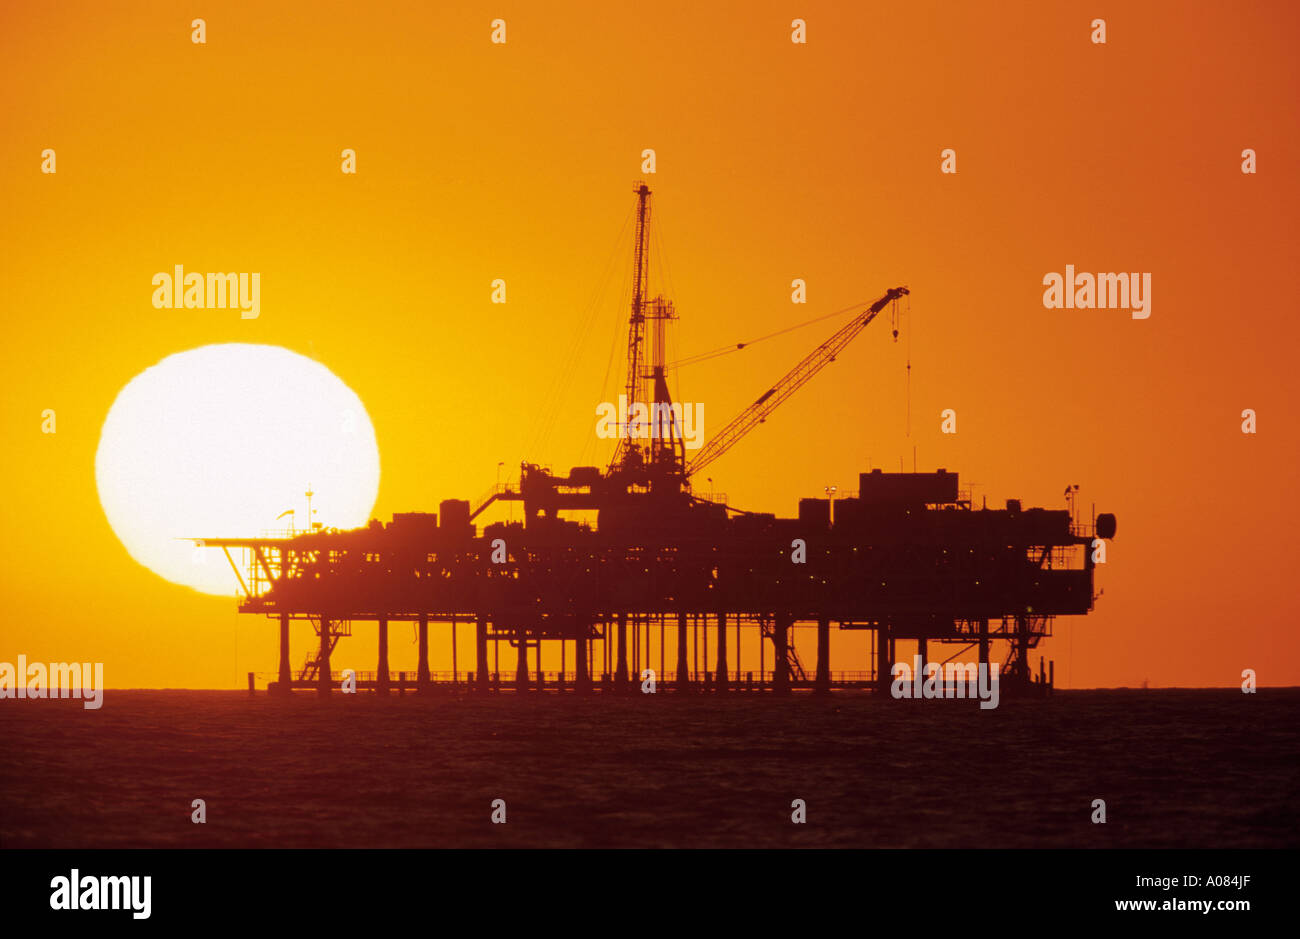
[2,689,1296,848]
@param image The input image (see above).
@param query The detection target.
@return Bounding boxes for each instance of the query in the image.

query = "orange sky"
[2,0,1297,688]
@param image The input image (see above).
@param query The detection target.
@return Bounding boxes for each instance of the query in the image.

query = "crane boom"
[685,286,909,478]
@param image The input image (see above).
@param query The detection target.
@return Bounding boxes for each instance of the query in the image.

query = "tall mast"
[613,183,653,470]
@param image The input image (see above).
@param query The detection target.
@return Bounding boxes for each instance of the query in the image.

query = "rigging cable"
[906,290,912,437]
[529,205,633,460]
[577,241,634,467]
[668,298,879,370]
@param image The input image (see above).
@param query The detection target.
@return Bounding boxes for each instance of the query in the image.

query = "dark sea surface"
[1,689,1296,849]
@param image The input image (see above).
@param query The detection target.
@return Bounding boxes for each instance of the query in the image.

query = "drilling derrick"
[516,183,693,528]
[646,296,685,479]
[609,183,686,492]
[613,182,651,471]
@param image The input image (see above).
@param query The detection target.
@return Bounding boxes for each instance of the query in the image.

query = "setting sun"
[94,343,380,595]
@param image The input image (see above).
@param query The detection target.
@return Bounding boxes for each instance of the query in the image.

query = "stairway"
[760,618,807,681]
[298,618,350,681]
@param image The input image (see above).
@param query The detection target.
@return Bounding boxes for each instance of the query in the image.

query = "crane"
[685,286,909,478]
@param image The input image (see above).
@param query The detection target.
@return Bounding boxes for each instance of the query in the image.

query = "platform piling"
[377,617,390,694]
[317,617,332,696]
[515,636,529,691]
[716,612,729,691]
[276,613,292,695]
[773,614,791,694]
[616,613,629,690]
[676,612,689,688]
[575,630,590,693]
[815,616,830,694]
[476,616,489,692]
[417,614,430,691]
[876,625,890,694]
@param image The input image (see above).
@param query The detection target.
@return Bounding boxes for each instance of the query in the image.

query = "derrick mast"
[610,182,686,487]
[610,183,652,473]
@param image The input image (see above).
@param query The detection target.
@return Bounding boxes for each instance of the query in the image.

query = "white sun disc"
[95,344,380,595]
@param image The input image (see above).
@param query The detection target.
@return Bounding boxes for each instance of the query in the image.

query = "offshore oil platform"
[203,183,1114,697]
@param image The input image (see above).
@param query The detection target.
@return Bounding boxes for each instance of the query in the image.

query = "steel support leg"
[317,617,332,696]
[877,625,890,694]
[715,612,728,692]
[417,614,430,690]
[773,615,791,694]
[676,612,689,688]
[515,636,529,691]
[616,613,629,690]
[815,616,830,694]
[277,613,291,694]
[377,617,390,694]
[476,615,489,692]
[575,629,589,693]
